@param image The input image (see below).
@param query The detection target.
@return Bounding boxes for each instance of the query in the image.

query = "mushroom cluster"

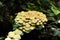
[15,11,48,33]
[5,11,48,40]
[5,29,23,40]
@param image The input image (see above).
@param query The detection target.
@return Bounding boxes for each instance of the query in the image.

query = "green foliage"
[13,22,19,30]
[36,25,44,30]
[53,29,60,36]
[0,15,3,21]
[0,37,4,40]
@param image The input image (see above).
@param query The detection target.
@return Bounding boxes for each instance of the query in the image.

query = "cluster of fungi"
[5,11,48,40]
